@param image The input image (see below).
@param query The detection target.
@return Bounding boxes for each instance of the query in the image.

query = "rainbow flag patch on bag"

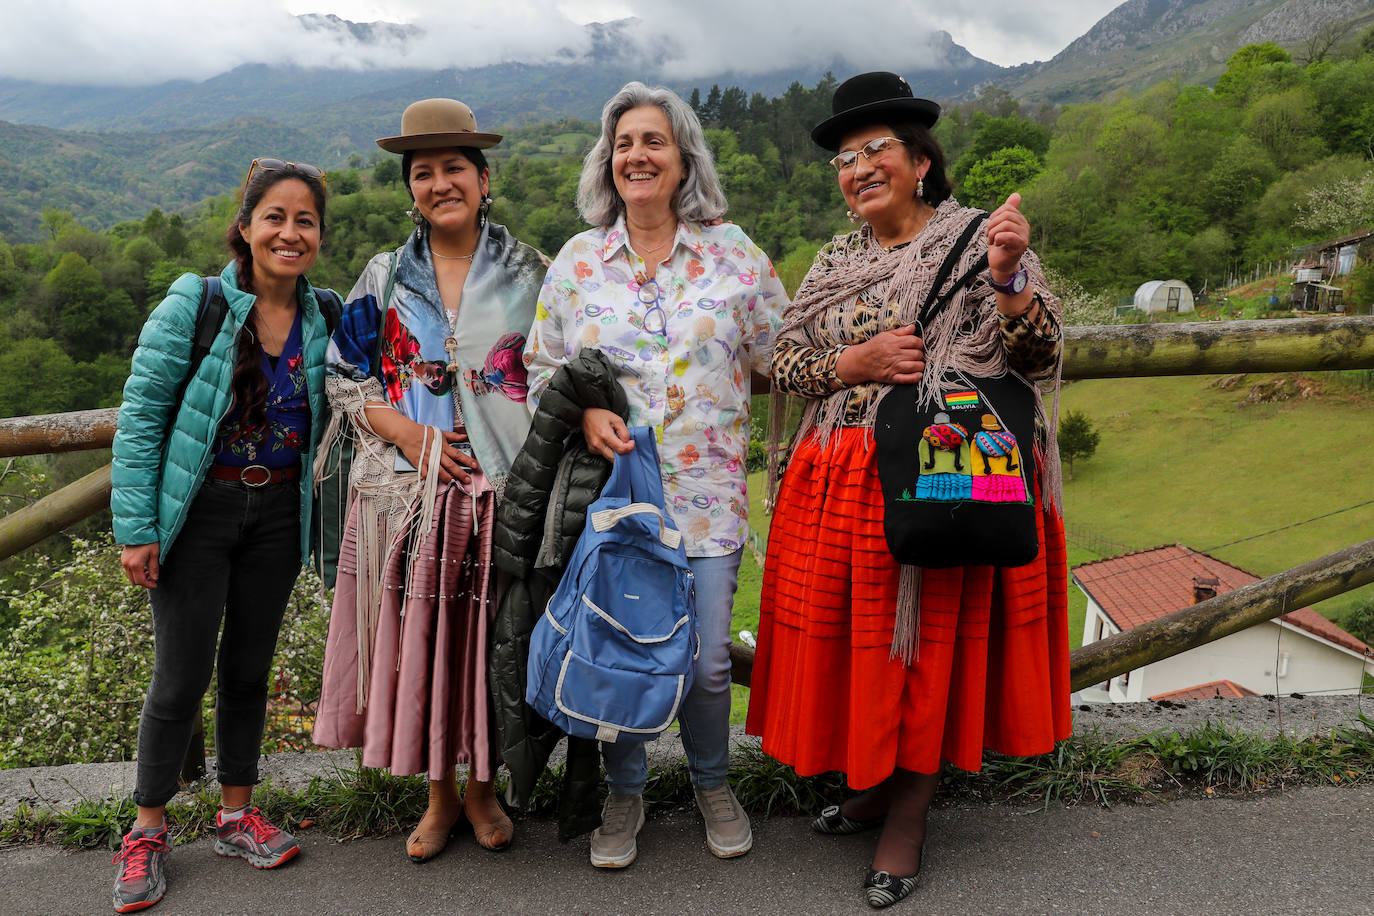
[944,390,980,410]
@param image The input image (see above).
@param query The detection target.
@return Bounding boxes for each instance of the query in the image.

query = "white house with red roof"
[1072,545,1374,703]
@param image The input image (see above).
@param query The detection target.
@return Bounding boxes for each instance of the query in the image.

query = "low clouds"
[1,0,1119,86]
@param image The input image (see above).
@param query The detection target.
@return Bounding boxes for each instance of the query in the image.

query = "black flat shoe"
[811,805,884,835]
[864,868,920,908]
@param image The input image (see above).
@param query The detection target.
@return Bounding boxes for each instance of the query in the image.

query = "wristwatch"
[989,267,1028,296]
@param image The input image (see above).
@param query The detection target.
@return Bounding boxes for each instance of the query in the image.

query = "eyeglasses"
[828,136,905,173]
[637,279,668,336]
[243,157,327,190]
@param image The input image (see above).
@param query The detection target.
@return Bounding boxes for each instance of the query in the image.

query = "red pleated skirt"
[745,427,1070,788]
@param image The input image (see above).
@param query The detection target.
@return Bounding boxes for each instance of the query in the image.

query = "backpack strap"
[312,286,342,335]
[178,276,228,405]
[163,275,228,441]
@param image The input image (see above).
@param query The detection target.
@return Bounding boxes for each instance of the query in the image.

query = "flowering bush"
[0,535,332,769]
[1044,267,1117,327]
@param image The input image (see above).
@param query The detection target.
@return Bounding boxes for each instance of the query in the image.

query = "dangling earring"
[478,195,492,228]
[917,177,925,200]
[847,209,860,224]
[406,207,424,226]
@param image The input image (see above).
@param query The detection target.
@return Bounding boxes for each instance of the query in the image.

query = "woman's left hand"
[986,193,1030,280]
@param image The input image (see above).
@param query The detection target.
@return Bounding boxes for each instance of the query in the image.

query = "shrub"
[0,535,331,769]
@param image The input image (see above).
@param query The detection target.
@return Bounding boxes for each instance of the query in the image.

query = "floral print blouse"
[525,217,787,556]
[212,309,308,467]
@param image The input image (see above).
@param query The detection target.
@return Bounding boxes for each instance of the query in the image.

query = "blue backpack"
[526,426,697,744]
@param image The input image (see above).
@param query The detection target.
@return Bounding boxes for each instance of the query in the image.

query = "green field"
[730,372,1374,718]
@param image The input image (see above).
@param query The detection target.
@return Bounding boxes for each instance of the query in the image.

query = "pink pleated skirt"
[314,476,501,782]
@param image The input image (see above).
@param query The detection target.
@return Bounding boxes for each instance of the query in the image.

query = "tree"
[1341,598,1374,645]
[717,87,748,130]
[701,85,722,126]
[330,170,363,195]
[969,84,1020,118]
[1295,172,1374,235]
[373,158,402,188]
[1057,409,1101,478]
[1348,259,1374,314]
[951,116,1050,180]
[1299,19,1348,66]
[959,147,1043,210]
[1215,42,1293,98]
[40,208,76,243]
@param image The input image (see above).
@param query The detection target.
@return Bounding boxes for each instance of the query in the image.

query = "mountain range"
[1,0,1369,241]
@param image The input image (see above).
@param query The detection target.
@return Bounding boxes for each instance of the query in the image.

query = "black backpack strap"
[180,276,228,401]
[164,275,228,440]
[189,276,228,379]
[312,286,342,335]
[916,212,989,328]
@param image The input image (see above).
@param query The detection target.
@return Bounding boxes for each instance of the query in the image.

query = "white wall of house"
[1080,597,1372,702]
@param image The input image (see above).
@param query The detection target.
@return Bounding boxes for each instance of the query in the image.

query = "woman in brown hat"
[313,98,546,861]
[745,72,1070,908]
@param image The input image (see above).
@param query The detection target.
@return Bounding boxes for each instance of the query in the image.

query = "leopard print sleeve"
[999,293,1062,381]
[772,337,847,397]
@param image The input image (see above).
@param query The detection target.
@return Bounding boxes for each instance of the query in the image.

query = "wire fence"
[1064,522,1133,559]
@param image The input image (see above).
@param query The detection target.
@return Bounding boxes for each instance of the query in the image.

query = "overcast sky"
[0,0,1124,86]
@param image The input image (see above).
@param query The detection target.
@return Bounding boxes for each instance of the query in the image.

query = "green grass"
[6,718,1370,846]
[1058,373,1374,619]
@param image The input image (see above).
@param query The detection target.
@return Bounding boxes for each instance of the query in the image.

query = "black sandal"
[810,805,884,835]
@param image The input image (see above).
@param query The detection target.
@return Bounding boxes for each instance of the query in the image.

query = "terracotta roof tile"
[1150,680,1259,701]
[1071,545,1371,656]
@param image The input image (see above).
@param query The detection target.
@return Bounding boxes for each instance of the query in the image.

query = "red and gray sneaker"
[112,823,170,913]
[213,806,300,869]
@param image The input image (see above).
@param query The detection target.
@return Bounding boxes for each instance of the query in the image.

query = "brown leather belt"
[207,463,300,487]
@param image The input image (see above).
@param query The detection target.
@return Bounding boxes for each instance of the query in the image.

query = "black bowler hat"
[811,71,941,151]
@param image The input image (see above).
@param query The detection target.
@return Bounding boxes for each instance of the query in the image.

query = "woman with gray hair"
[524,81,787,869]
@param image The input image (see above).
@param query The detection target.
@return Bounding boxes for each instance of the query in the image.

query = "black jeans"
[133,476,302,808]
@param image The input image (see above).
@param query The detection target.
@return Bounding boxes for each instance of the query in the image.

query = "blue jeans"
[602,549,741,794]
[132,477,302,808]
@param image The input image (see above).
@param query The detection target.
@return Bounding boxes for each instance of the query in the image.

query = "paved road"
[4,785,1371,915]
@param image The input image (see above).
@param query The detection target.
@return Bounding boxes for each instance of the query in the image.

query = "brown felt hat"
[376,98,502,153]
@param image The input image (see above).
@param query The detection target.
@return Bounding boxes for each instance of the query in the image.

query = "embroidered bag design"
[874,215,1040,569]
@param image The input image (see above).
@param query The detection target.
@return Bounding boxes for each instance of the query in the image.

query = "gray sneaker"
[213,806,300,869]
[694,782,752,858]
[112,823,170,913]
[589,793,644,868]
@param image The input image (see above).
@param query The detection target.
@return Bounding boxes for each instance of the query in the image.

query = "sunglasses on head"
[828,136,905,172]
[243,157,327,189]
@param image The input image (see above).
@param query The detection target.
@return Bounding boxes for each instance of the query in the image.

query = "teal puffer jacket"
[111,263,330,563]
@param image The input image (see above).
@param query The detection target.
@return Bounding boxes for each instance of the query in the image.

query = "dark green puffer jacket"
[490,349,628,842]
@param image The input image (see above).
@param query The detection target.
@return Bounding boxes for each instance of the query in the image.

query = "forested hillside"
[3,37,1374,422]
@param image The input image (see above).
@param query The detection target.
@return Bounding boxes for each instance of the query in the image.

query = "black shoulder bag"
[872,214,1041,569]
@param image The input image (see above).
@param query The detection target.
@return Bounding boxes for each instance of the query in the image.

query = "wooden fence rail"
[3,317,1372,461]
[1,317,1372,743]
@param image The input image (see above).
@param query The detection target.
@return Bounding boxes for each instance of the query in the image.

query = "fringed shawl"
[766,199,1064,662]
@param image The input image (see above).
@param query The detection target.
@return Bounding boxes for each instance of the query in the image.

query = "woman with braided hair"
[745,72,1071,909]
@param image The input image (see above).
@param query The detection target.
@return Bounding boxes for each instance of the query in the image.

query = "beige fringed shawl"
[313,375,449,711]
[766,199,1064,663]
